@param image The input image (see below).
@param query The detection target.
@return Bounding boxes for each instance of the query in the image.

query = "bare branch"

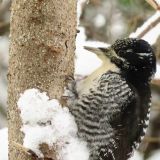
[143,136,160,143]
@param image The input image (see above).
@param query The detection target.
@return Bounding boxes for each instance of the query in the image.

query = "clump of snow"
[18,88,89,159]
[18,89,61,125]
[0,128,8,160]
[130,11,160,45]
[155,64,160,79]
[129,150,143,160]
[59,138,89,160]
[22,125,55,157]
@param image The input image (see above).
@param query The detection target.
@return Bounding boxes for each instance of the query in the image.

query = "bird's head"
[84,38,156,82]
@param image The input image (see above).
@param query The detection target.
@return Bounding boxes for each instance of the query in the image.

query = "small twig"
[151,102,160,110]
[152,106,160,110]
[146,0,160,10]
[143,136,160,143]
[151,80,160,93]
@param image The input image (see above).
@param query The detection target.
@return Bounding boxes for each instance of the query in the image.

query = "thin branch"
[129,1,160,43]
[151,80,160,93]
[146,0,160,10]
[143,136,160,143]
[152,106,160,110]
[136,16,160,39]
[130,12,160,40]
[151,101,160,110]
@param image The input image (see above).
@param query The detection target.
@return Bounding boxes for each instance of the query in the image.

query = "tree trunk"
[8,0,76,159]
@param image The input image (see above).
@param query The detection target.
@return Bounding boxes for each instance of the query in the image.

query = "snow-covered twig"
[146,0,160,10]
[130,11,160,45]
[129,0,160,45]
[135,15,160,39]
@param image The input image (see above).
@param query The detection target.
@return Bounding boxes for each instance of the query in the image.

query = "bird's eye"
[118,50,126,56]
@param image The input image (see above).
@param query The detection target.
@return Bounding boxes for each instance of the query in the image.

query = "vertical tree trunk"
[8,0,76,159]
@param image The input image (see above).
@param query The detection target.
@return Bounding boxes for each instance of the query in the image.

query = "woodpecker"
[69,38,156,160]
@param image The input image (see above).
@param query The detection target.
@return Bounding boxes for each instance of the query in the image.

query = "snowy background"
[0,0,160,160]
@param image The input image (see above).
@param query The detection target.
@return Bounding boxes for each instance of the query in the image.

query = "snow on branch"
[146,0,160,10]
[129,0,160,45]
[17,89,89,160]
[130,11,160,45]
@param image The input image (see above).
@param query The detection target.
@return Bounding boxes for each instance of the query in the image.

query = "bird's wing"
[96,72,136,160]
[70,72,136,160]
[98,72,135,122]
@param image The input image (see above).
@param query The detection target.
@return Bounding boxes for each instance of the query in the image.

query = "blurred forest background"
[0,0,160,159]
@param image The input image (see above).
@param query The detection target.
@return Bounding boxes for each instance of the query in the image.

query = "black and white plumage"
[69,38,156,160]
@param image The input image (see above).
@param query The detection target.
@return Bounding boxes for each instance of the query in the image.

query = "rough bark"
[8,0,76,160]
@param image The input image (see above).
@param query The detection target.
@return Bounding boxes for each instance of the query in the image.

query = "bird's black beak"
[84,46,117,59]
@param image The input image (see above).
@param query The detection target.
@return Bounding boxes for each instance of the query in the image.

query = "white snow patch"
[129,150,143,160]
[155,0,160,5]
[94,14,106,28]
[147,150,160,160]
[0,128,8,160]
[77,0,89,25]
[22,125,56,157]
[18,88,89,159]
[130,11,160,45]
[59,138,89,160]
[155,64,160,79]
[18,89,61,125]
